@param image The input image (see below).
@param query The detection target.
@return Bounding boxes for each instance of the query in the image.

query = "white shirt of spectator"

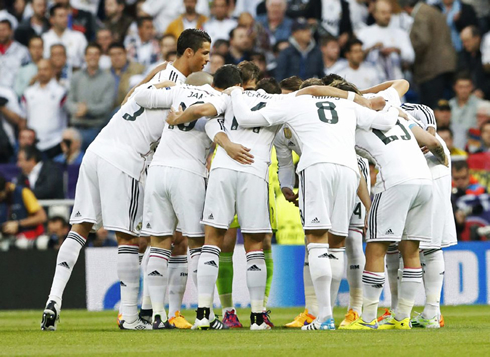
[22,78,68,151]
[42,28,88,68]
[336,62,386,91]
[321,0,342,37]
[135,84,221,178]
[324,58,348,75]
[346,0,369,32]
[70,0,101,15]
[207,90,290,181]
[482,32,490,66]
[203,17,238,43]
[87,63,186,180]
[233,0,262,18]
[28,161,43,189]
[356,24,415,80]
[0,86,23,147]
[0,41,30,89]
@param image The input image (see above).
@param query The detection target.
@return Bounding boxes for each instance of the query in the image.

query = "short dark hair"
[238,60,261,84]
[164,50,177,61]
[454,71,472,85]
[115,0,126,6]
[28,35,43,46]
[0,19,12,29]
[136,16,153,28]
[300,78,324,89]
[108,42,126,52]
[50,43,66,54]
[229,25,247,40]
[452,160,469,172]
[345,38,363,52]
[255,78,281,94]
[320,35,337,47]
[279,76,302,92]
[19,145,42,163]
[329,78,361,95]
[49,216,69,227]
[466,25,480,38]
[437,126,454,139]
[322,73,344,85]
[213,64,242,89]
[50,3,66,17]
[213,39,229,49]
[161,33,176,42]
[176,28,211,57]
[85,42,102,55]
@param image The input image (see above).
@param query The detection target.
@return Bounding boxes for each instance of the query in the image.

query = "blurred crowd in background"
[1,0,490,249]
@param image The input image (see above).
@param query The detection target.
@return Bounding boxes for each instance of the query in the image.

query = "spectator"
[203,0,237,42]
[357,0,414,81]
[477,120,490,153]
[139,0,183,34]
[459,26,490,100]
[449,73,481,149]
[275,19,324,81]
[434,99,452,127]
[42,4,88,69]
[211,38,229,56]
[87,228,118,247]
[17,128,37,149]
[46,216,69,249]
[0,19,30,89]
[346,0,369,32]
[54,127,85,165]
[238,60,261,89]
[13,0,49,47]
[206,52,225,74]
[53,0,96,41]
[160,34,177,61]
[66,43,115,150]
[465,0,490,34]
[279,75,302,93]
[320,36,347,75]
[238,12,271,54]
[49,43,72,89]
[16,145,64,199]
[0,5,19,30]
[233,0,262,18]
[306,0,353,47]
[108,42,145,108]
[0,86,25,163]
[95,28,114,70]
[0,173,47,240]
[401,0,457,109]
[165,0,208,40]
[437,126,467,157]
[437,0,478,52]
[103,0,133,43]
[250,52,269,77]
[483,31,490,70]
[224,26,252,65]
[256,0,293,45]
[336,38,385,90]
[124,16,160,69]
[21,58,67,159]
[14,35,44,97]
[164,50,177,63]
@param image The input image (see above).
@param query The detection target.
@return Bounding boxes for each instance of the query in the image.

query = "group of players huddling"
[40,28,455,332]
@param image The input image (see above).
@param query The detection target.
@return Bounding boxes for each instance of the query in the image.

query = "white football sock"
[48,231,86,307]
[397,267,423,320]
[303,247,318,316]
[329,247,345,307]
[386,245,400,313]
[118,245,141,323]
[361,270,385,322]
[346,228,364,314]
[421,249,444,319]
[246,251,267,313]
[189,247,202,288]
[140,246,152,310]
[168,255,188,317]
[307,243,332,323]
[147,247,171,321]
[197,245,220,308]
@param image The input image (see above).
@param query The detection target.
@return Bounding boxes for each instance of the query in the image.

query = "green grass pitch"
[1,306,490,356]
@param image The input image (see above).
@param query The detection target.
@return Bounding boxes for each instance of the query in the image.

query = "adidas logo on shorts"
[75,211,82,217]
[311,217,320,223]
[247,264,261,271]
[318,253,330,258]
[204,260,218,268]
[146,223,151,229]
[148,270,163,277]
[385,229,394,235]
[328,253,338,260]
[120,281,127,287]
[58,261,70,269]
[208,213,214,220]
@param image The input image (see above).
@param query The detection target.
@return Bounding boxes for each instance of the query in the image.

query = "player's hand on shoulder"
[167,105,183,125]
[223,86,243,96]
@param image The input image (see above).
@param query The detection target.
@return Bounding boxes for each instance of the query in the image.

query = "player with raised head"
[228,80,400,331]
[40,28,211,331]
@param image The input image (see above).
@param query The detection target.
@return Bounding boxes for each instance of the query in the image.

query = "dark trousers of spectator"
[42,143,63,160]
[419,72,454,109]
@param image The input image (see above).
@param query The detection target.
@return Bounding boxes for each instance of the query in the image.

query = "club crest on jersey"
[284,127,292,139]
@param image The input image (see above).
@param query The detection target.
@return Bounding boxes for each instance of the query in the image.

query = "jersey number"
[231,102,266,133]
[123,106,144,121]
[372,120,411,145]
[316,101,338,124]
[353,202,362,219]
[168,101,204,131]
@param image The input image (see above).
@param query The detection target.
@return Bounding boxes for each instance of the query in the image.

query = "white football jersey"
[400,103,437,130]
[355,118,432,194]
[259,95,391,175]
[274,125,302,189]
[136,84,220,178]
[207,89,289,181]
[87,64,186,180]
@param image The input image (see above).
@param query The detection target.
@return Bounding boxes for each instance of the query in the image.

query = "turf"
[1,306,490,356]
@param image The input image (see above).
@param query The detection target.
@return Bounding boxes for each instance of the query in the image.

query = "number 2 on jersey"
[373,120,411,145]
